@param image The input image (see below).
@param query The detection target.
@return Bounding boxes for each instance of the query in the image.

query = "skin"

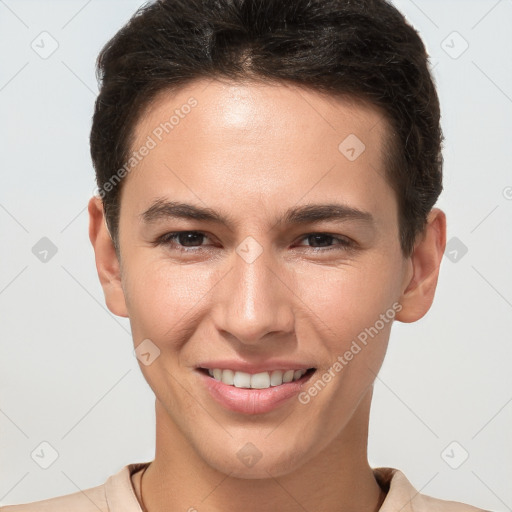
[88,78,446,512]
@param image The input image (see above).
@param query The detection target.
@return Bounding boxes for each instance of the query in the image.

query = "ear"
[395,208,446,323]
[88,196,128,318]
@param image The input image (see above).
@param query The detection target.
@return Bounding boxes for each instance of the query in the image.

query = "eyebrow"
[140,198,374,229]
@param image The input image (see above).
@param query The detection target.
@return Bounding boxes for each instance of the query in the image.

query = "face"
[91,78,438,479]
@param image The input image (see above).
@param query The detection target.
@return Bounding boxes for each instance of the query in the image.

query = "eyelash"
[154,231,355,253]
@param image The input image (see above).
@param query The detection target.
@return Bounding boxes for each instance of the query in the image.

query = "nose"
[211,241,295,346]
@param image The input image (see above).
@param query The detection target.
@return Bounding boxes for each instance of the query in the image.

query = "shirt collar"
[105,462,149,511]
[373,467,421,512]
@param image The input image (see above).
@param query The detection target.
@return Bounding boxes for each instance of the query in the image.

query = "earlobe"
[395,208,447,323]
[88,196,129,318]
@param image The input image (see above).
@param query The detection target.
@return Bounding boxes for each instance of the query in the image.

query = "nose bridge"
[213,237,294,344]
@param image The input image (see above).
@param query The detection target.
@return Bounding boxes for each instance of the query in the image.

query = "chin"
[202,442,312,480]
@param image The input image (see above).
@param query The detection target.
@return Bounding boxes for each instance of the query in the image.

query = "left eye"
[155,231,353,252]
[296,233,353,250]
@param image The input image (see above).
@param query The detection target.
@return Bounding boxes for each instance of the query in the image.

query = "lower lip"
[197,369,315,415]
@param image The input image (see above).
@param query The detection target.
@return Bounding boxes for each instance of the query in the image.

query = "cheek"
[123,259,218,342]
[294,259,401,344]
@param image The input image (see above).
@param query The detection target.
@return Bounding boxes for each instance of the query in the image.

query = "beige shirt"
[1,462,489,512]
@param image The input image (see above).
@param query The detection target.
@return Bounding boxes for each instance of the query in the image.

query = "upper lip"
[197,360,316,374]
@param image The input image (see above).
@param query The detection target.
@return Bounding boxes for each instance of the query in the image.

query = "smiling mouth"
[198,367,316,389]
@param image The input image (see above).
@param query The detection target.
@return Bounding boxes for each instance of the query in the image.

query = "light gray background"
[1,0,511,509]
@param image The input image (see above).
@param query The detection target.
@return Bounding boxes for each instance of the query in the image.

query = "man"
[2,0,489,510]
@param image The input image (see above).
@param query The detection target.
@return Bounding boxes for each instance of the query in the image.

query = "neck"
[138,389,386,512]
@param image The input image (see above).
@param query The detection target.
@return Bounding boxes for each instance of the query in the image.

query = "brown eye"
[174,232,205,247]
[156,231,211,251]
[296,233,354,250]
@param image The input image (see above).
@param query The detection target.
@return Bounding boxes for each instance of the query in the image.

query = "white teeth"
[205,368,309,389]
[233,371,251,388]
[283,369,295,383]
[250,372,270,389]
[221,369,234,385]
[270,370,283,386]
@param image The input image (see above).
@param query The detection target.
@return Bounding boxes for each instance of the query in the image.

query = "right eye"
[155,231,214,252]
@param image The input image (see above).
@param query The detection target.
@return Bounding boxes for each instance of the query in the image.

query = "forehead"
[134,78,387,155]
[123,78,395,225]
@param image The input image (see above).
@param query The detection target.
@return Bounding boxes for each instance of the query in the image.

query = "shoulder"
[0,482,108,512]
[0,462,149,512]
[374,467,491,512]
[419,493,489,512]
